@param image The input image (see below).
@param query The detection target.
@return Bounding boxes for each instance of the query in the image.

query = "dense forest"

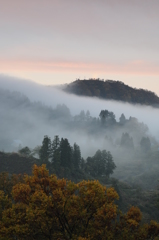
[1,86,159,238]
[0,164,159,239]
[62,79,159,106]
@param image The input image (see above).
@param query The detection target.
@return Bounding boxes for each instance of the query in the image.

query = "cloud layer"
[0,0,159,91]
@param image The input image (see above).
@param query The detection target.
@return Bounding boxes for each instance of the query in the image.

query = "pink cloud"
[0,59,159,77]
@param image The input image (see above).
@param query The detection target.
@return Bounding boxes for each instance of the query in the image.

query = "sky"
[1,0,159,94]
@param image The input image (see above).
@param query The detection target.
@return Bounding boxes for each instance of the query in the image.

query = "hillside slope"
[63,79,159,106]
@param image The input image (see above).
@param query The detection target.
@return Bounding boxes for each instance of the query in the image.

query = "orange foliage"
[0,164,158,239]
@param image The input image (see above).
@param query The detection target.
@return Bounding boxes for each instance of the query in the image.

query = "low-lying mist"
[1,75,159,136]
[1,75,159,189]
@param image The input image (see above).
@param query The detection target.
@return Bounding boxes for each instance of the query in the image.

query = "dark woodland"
[63,79,159,106]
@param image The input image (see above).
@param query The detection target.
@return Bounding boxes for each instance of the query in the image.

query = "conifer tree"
[72,143,81,169]
[39,135,51,164]
[60,138,72,169]
[51,135,61,170]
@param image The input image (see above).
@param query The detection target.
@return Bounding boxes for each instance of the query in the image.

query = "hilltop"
[62,79,159,106]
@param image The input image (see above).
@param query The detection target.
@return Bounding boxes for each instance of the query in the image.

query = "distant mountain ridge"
[62,79,159,106]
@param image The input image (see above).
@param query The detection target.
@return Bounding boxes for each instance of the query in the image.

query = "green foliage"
[85,149,116,178]
[99,110,116,126]
[37,135,116,181]
[0,152,36,175]
[60,138,72,168]
[39,135,51,164]
[18,146,31,157]
[51,135,61,169]
[72,143,81,169]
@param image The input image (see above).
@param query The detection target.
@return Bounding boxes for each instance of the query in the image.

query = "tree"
[102,150,116,176]
[99,110,109,125]
[60,138,72,169]
[1,165,159,239]
[119,113,126,125]
[55,104,71,120]
[32,145,41,158]
[0,172,23,198]
[108,111,116,124]
[39,135,51,164]
[18,146,31,157]
[86,110,90,121]
[80,157,85,170]
[120,132,134,150]
[0,165,119,239]
[51,135,61,170]
[72,143,81,169]
[93,150,104,176]
[79,110,85,121]
[140,137,151,152]
[99,110,116,126]
[86,150,116,178]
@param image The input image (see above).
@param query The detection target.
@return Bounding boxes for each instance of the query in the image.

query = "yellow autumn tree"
[0,164,159,240]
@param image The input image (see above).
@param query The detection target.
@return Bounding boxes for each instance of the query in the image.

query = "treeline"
[0,88,71,122]
[0,87,153,154]
[23,135,116,180]
[0,164,159,239]
[63,79,159,106]
[90,109,152,153]
[1,136,159,223]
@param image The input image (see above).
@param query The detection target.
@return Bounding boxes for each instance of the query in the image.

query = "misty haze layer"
[1,75,159,189]
[0,75,159,138]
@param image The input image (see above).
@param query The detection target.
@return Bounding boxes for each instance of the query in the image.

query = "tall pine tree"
[60,138,72,169]
[51,135,61,170]
[72,143,81,169]
[39,135,51,164]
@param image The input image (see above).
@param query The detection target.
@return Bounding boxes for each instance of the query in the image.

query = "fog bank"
[0,75,159,139]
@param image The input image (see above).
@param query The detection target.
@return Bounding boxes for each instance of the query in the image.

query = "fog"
[1,74,159,189]
[0,75,159,137]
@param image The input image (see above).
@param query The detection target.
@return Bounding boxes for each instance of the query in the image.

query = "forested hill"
[62,79,159,106]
